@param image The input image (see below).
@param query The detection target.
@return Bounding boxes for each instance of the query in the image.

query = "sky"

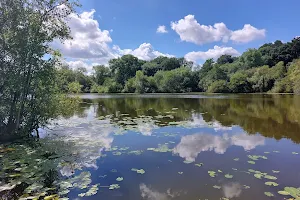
[54,0,300,73]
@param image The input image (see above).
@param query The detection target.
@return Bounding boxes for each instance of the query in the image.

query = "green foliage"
[207,80,230,93]
[229,72,252,93]
[0,0,79,135]
[68,82,83,94]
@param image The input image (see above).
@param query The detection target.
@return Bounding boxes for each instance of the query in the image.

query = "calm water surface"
[1,94,300,200]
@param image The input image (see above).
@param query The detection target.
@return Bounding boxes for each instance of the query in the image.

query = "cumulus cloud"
[171,15,266,45]
[140,184,180,200]
[114,43,174,61]
[184,46,240,63]
[157,25,168,33]
[66,60,98,75]
[53,9,117,61]
[223,183,242,198]
[231,24,266,43]
[173,133,265,162]
[52,9,173,73]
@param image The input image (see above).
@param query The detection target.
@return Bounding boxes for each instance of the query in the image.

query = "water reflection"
[2,94,300,200]
[173,133,265,162]
[223,182,242,198]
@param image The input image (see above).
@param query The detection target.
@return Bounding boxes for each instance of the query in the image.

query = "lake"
[1,94,300,200]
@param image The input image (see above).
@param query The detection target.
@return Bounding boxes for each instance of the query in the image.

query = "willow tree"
[0,0,79,136]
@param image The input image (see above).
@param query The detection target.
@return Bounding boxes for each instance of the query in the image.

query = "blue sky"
[56,0,300,72]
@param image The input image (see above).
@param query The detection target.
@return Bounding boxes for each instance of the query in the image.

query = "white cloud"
[140,184,180,200]
[67,60,95,75]
[52,9,173,73]
[230,24,266,43]
[223,183,242,198]
[157,25,168,33]
[53,9,118,61]
[171,15,265,45]
[185,46,240,63]
[173,133,265,162]
[114,43,174,61]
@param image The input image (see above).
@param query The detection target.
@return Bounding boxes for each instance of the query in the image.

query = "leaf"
[292,152,299,155]
[278,191,290,195]
[265,182,279,186]
[225,174,233,179]
[264,175,277,180]
[178,172,183,175]
[233,158,239,161]
[195,163,204,167]
[272,170,280,173]
[254,173,263,179]
[248,161,255,164]
[136,169,145,174]
[109,184,120,190]
[264,192,274,197]
[213,185,221,189]
[116,177,123,181]
[218,170,223,173]
[208,171,216,177]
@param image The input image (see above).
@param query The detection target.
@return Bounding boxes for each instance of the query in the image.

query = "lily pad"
[248,161,255,164]
[265,182,278,186]
[233,158,239,161]
[195,163,204,167]
[109,184,120,190]
[272,170,280,173]
[225,174,233,179]
[292,152,299,155]
[178,172,183,175]
[264,175,277,180]
[213,185,221,189]
[116,177,123,182]
[264,192,274,197]
[208,171,216,177]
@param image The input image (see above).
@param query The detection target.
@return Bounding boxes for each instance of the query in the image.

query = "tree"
[109,55,145,85]
[240,49,263,69]
[68,82,83,93]
[93,65,111,85]
[0,0,79,136]
[229,72,252,93]
[217,55,236,65]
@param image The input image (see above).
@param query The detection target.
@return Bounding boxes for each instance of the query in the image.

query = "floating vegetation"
[264,175,277,180]
[248,155,267,160]
[233,158,239,161]
[264,152,270,154]
[264,192,274,197]
[183,160,193,164]
[272,170,280,173]
[110,169,117,173]
[292,152,299,155]
[116,177,123,182]
[248,161,256,164]
[232,168,238,171]
[109,184,120,190]
[178,172,183,175]
[208,171,217,177]
[224,174,233,179]
[218,170,223,173]
[119,147,130,151]
[273,151,280,153]
[128,150,143,155]
[112,151,122,156]
[131,168,145,174]
[243,185,250,189]
[265,182,279,186]
[195,163,204,167]
[278,187,300,198]
[213,185,221,189]
[79,184,99,197]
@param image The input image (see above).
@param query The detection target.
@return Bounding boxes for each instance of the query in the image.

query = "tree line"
[59,37,300,94]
